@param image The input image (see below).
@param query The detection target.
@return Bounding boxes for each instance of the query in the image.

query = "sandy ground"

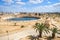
[0,18,60,40]
[0,26,39,40]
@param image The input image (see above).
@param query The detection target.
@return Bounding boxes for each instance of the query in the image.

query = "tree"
[39,13,41,16]
[35,13,37,15]
[34,23,49,38]
[51,27,60,38]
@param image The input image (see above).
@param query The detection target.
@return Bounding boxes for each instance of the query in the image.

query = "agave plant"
[51,27,60,38]
[34,23,50,38]
[28,35,39,40]
[28,35,36,40]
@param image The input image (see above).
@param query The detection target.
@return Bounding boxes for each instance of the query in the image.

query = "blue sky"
[0,0,60,12]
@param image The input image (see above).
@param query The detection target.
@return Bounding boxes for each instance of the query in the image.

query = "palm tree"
[51,27,60,38]
[34,23,49,38]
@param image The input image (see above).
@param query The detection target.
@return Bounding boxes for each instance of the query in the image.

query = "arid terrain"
[0,12,60,40]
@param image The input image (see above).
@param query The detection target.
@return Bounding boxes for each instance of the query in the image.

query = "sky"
[0,0,60,12]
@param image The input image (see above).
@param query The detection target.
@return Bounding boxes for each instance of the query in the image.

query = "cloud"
[0,1,60,12]
[14,0,26,5]
[46,0,51,4]
[0,5,27,12]
[14,0,21,2]
[2,0,14,5]
[29,0,43,4]
[47,1,51,4]
[31,3,60,12]
[16,2,26,5]
[2,0,13,3]
[52,3,60,7]
[2,0,26,5]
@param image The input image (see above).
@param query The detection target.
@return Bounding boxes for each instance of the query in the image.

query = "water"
[7,17,39,21]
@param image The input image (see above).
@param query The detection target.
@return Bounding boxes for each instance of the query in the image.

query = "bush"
[21,25,24,28]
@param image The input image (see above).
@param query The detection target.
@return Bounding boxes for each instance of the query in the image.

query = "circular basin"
[7,16,39,21]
